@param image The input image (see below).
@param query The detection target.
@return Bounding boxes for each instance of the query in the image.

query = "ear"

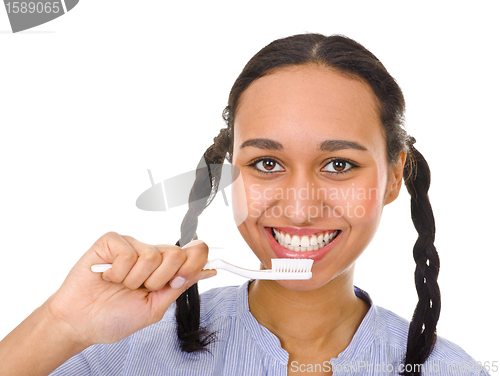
[384,151,407,205]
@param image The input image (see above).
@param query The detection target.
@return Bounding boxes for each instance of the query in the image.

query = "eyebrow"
[239,138,283,150]
[239,138,367,152]
[319,140,368,152]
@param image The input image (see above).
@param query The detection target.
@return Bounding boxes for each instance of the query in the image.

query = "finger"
[143,244,188,291]
[121,244,163,290]
[168,240,209,290]
[96,232,138,283]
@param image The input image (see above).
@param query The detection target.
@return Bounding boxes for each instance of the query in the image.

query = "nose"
[278,172,325,225]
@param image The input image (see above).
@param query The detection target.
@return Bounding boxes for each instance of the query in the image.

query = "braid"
[175,127,231,353]
[401,141,441,375]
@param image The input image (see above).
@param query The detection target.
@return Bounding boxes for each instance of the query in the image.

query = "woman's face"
[231,65,404,291]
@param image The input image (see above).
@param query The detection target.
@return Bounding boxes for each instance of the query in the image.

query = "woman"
[0,34,489,376]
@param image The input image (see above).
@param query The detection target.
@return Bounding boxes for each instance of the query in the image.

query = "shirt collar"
[330,286,376,365]
[236,280,377,365]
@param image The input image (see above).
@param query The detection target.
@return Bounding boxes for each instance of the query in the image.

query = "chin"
[273,279,323,291]
[267,270,339,292]
[260,258,356,295]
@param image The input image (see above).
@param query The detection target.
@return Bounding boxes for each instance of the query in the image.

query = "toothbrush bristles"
[271,258,313,273]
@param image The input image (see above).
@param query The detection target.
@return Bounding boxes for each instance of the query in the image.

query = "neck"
[248,267,369,358]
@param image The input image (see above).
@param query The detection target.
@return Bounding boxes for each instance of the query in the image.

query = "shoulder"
[371,305,489,375]
[199,284,240,323]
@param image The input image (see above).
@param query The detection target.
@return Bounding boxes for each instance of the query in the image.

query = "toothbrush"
[91,258,313,280]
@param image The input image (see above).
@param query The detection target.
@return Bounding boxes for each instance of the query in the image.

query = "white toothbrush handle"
[90,261,220,274]
[203,259,267,279]
[90,260,264,278]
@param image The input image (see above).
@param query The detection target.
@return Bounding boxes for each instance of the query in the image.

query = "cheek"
[326,178,386,227]
[243,182,279,222]
[232,175,277,225]
[231,173,249,227]
[233,177,286,226]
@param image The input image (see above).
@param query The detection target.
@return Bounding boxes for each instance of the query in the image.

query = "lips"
[264,226,342,262]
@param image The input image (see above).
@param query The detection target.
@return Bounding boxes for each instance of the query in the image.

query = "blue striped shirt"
[50,281,490,375]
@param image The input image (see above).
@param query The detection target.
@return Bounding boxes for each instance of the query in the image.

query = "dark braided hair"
[174,127,232,352]
[402,140,441,375]
[174,33,441,374]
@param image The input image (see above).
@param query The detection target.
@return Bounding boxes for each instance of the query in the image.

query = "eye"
[249,158,285,174]
[322,158,356,175]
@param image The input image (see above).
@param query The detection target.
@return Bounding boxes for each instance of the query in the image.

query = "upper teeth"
[272,228,338,252]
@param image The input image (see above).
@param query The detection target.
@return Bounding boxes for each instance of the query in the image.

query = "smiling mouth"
[271,228,340,252]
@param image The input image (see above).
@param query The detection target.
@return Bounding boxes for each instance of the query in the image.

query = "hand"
[44,232,216,347]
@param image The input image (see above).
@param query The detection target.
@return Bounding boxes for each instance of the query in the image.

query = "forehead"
[233,65,383,150]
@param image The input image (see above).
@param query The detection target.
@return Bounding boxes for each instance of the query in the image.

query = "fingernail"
[170,276,186,289]
[181,239,204,249]
[103,277,110,282]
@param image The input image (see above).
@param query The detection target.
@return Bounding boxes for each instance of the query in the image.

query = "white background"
[1,0,499,372]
